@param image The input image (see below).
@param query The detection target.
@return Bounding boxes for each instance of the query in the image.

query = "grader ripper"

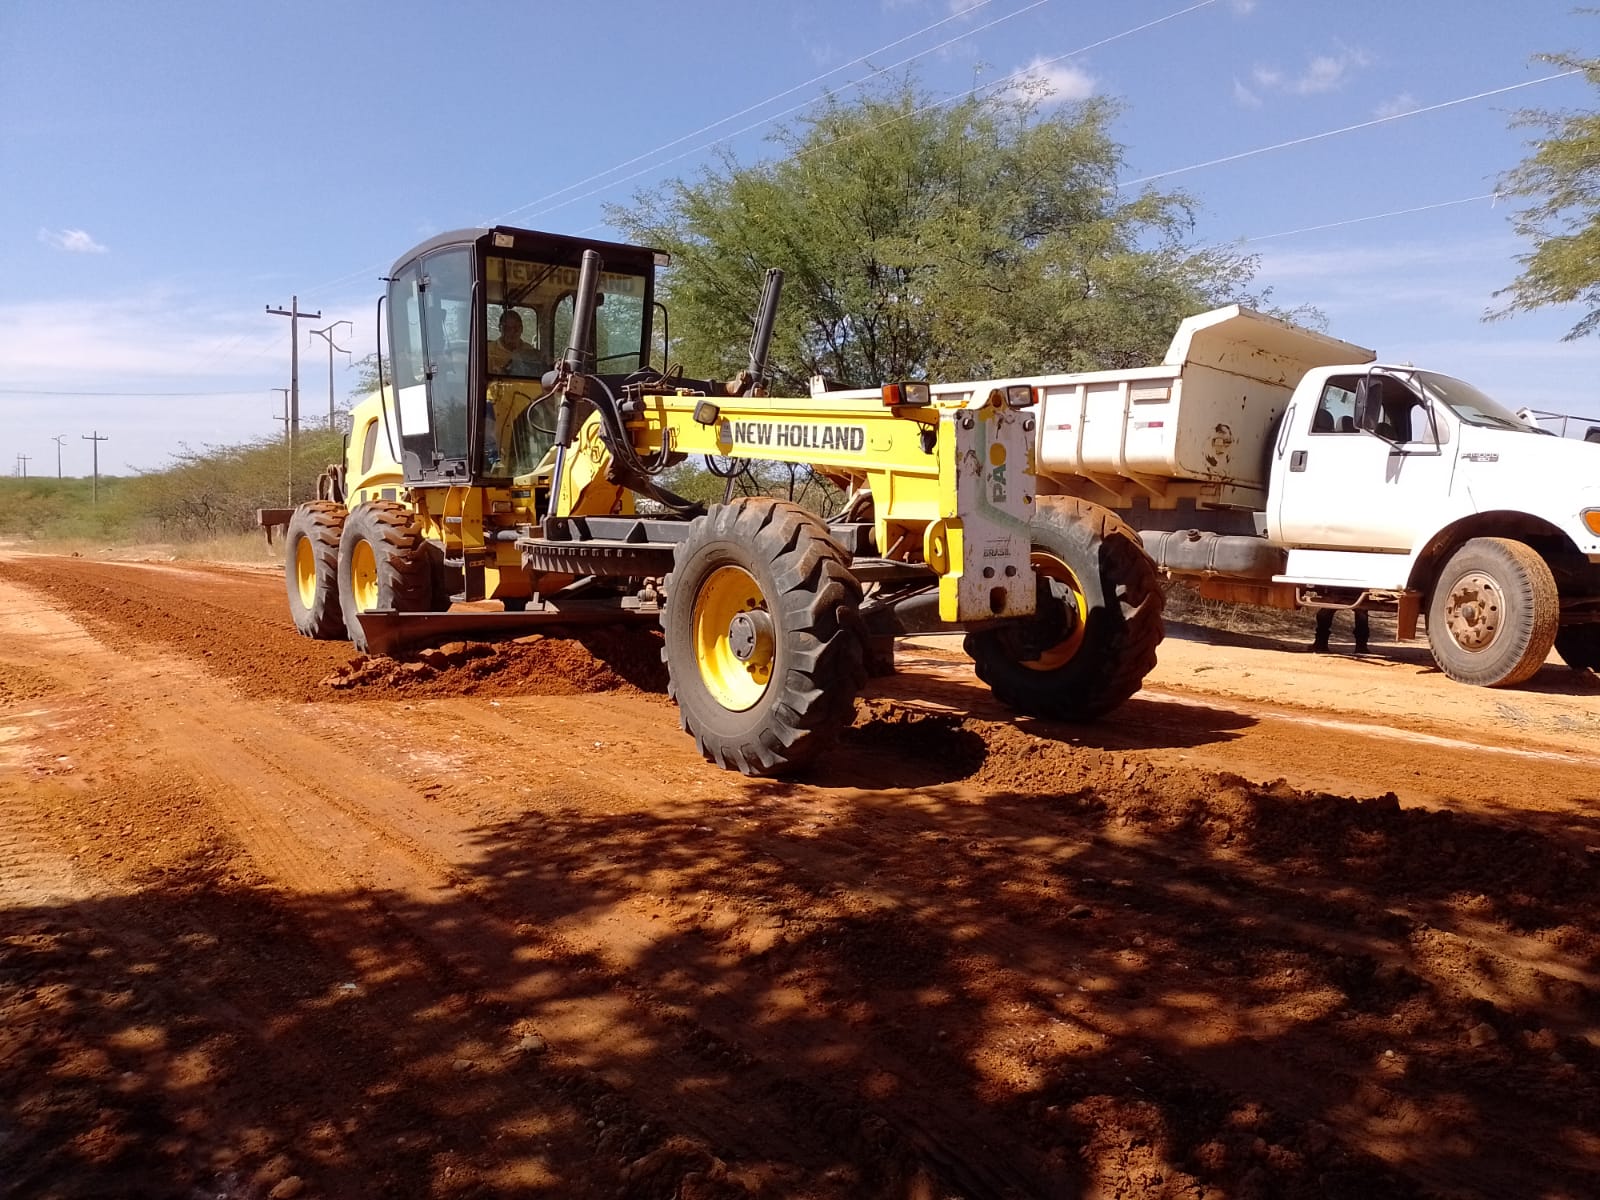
[277,226,1163,775]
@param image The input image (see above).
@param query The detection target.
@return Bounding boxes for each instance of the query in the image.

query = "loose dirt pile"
[322,630,670,699]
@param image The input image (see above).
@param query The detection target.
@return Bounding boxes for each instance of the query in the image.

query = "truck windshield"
[1417,371,1550,434]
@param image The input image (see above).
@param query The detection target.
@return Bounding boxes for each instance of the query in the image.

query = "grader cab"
[278,225,1164,775]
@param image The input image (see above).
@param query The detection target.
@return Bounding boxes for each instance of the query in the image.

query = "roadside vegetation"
[0,431,344,556]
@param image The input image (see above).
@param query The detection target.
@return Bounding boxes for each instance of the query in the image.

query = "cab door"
[1272,372,1456,551]
[388,247,475,481]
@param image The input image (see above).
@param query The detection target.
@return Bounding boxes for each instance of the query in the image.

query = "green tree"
[1493,49,1600,337]
[349,352,382,401]
[608,79,1263,390]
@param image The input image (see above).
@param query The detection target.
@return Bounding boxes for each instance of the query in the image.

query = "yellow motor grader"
[272,225,1163,775]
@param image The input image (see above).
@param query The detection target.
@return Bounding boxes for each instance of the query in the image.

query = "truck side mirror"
[1353,376,1378,434]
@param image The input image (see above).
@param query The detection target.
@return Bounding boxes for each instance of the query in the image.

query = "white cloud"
[1374,92,1416,119]
[1229,0,1258,13]
[948,0,986,13]
[1021,57,1095,102]
[1247,47,1371,100]
[1232,77,1261,108]
[1251,65,1283,90]
[38,227,108,254]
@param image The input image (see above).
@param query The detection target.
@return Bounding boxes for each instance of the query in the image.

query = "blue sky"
[3,0,1596,474]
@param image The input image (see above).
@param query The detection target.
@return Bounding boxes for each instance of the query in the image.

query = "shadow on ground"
[7,722,1600,1199]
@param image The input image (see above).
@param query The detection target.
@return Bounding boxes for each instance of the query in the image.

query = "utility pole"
[308,319,353,431]
[266,295,322,456]
[15,454,29,478]
[51,434,67,479]
[82,431,108,504]
[272,388,292,505]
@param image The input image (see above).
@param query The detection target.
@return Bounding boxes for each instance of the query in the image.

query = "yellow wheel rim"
[692,565,772,712]
[294,537,320,609]
[350,538,380,612]
[1021,550,1088,671]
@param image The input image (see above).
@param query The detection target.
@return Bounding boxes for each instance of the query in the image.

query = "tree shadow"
[7,756,1600,1199]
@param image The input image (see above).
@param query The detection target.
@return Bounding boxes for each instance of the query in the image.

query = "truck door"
[1272,372,1455,552]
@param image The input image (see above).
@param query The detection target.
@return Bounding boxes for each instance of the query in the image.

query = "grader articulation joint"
[273,224,1164,775]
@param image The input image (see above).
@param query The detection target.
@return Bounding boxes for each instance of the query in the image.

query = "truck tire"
[964,496,1164,722]
[1554,624,1600,672]
[337,501,433,653]
[284,501,346,640]
[662,497,866,777]
[1426,537,1559,687]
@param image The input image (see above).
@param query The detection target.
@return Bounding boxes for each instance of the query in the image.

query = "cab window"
[1313,378,1360,434]
[420,248,473,464]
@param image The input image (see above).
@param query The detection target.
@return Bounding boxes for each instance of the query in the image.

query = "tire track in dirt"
[0,579,1056,1196]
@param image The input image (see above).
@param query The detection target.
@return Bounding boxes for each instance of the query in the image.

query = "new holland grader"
[273,225,1164,775]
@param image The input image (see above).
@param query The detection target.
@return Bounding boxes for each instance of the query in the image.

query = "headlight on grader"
[1583,508,1600,537]
[882,381,931,407]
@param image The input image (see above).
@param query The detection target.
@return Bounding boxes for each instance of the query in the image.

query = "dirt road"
[3,554,1599,1199]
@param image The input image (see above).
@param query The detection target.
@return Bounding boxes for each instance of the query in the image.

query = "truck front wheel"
[1426,537,1558,687]
[1555,624,1600,672]
[965,496,1164,722]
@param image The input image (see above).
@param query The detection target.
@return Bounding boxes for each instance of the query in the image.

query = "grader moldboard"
[273,226,1164,776]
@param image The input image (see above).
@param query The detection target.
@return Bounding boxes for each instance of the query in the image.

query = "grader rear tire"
[337,501,433,653]
[284,501,346,639]
[662,498,866,777]
[1554,624,1600,672]
[1426,537,1558,687]
[965,495,1164,722]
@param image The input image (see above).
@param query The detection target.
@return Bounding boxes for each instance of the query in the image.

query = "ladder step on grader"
[267,225,1164,775]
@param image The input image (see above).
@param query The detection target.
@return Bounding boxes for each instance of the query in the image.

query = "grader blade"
[355,602,656,658]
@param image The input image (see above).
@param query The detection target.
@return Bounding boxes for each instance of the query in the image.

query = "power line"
[561,0,1219,242]
[1118,70,1582,189]
[291,0,1038,304]
[1212,192,1500,249]
[783,0,1222,170]
[494,0,1035,225]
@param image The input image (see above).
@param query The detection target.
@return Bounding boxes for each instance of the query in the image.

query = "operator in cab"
[488,308,542,377]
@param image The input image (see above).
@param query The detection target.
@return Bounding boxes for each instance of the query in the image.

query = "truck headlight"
[1584,508,1600,536]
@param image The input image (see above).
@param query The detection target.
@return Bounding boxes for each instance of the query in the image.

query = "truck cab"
[944,304,1600,687]
[1265,360,1600,684]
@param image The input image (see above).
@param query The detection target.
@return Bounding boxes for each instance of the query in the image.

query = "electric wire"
[1207,193,1500,249]
[504,0,1056,228]
[493,0,1019,224]
[1118,70,1582,188]
[198,1,1053,368]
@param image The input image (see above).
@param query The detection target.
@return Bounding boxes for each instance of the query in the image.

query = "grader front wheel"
[337,501,433,653]
[663,498,866,777]
[284,501,347,639]
[965,496,1164,722]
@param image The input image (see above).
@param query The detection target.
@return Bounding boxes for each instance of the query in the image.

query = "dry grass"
[1,531,281,566]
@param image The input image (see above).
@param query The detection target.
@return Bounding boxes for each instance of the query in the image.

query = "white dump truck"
[934,306,1600,687]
